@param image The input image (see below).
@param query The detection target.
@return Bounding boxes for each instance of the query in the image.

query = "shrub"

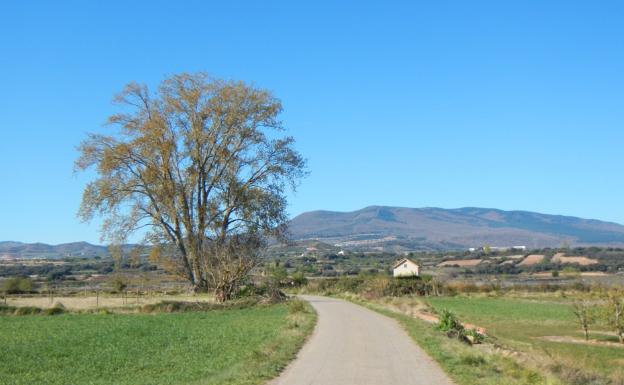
[44,303,65,316]
[288,299,307,314]
[291,271,308,287]
[46,267,72,281]
[111,277,127,293]
[2,277,35,294]
[385,276,431,296]
[140,298,259,313]
[14,306,42,316]
[465,328,485,344]
[436,309,468,342]
[436,309,464,334]
[0,304,17,315]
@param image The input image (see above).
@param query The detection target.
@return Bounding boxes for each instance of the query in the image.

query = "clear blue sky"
[1,1,623,244]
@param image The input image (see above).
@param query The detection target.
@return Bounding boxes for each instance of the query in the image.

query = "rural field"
[3,1,624,384]
[426,296,624,382]
[3,293,215,310]
[0,302,315,385]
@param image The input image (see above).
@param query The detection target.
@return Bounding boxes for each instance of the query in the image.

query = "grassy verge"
[0,300,316,385]
[338,295,559,385]
[427,296,624,383]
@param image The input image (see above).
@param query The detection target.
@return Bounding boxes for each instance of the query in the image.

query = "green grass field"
[0,303,315,385]
[426,296,624,382]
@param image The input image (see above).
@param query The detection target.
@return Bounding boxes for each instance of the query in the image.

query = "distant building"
[469,246,526,252]
[392,258,420,278]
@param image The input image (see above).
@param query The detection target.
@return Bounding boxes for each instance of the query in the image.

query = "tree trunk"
[215,283,235,303]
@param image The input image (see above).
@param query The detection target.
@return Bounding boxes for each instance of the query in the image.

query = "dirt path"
[270,295,455,385]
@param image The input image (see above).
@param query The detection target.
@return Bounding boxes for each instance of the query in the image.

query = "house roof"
[392,258,419,269]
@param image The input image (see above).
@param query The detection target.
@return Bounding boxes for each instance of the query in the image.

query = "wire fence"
[1,281,212,310]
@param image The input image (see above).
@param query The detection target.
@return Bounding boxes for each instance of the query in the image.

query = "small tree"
[604,290,624,343]
[291,271,307,287]
[572,299,594,340]
[263,265,288,301]
[112,277,127,293]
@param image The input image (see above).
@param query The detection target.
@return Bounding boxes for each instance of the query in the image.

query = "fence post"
[96,290,99,309]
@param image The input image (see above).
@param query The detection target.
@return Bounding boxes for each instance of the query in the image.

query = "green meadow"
[0,303,315,385]
[426,296,624,382]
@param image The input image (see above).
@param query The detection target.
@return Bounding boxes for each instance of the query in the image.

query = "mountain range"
[3,206,624,257]
[287,206,624,251]
[0,242,136,260]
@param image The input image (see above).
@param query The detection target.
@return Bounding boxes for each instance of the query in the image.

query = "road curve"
[271,295,455,385]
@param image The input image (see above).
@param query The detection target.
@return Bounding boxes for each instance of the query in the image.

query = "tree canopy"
[76,73,306,300]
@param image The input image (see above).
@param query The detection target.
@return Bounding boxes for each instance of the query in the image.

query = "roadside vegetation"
[426,295,624,383]
[0,299,315,385]
[361,298,555,385]
[297,275,624,385]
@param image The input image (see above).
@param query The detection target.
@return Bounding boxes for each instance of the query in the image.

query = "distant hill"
[5,206,624,257]
[0,241,117,259]
[287,206,624,251]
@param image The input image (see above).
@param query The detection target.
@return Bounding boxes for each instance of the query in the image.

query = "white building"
[392,258,420,278]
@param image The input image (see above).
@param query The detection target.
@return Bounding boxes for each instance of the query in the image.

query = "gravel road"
[270,295,455,385]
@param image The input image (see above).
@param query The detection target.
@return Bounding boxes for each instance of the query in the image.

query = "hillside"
[5,206,624,257]
[287,206,624,251]
[0,241,112,259]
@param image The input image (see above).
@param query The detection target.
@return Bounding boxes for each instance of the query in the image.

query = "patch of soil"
[438,259,482,267]
[518,254,545,266]
[538,335,624,348]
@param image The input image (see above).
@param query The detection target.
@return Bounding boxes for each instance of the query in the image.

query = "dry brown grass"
[552,253,598,266]
[580,272,609,276]
[5,294,215,310]
[438,259,483,267]
[518,254,545,266]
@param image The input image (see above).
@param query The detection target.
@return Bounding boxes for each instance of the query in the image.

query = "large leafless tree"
[76,73,305,301]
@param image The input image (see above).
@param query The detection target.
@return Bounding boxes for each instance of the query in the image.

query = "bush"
[465,328,485,344]
[140,298,259,313]
[287,299,307,314]
[14,306,42,316]
[436,309,468,342]
[46,266,72,281]
[44,303,65,316]
[385,276,431,296]
[291,271,308,287]
[111,277,127,293]
[436,309,464,334]
[2,277,35,294]
[0,304,17,315]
